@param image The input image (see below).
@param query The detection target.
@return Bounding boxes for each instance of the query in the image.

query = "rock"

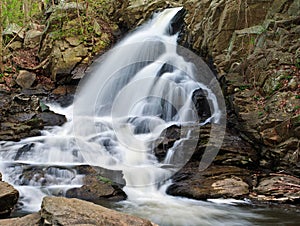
[192,88,211,122]
[7,41,23,51]
[50,43,88,80]
[66,174,127,202]
[252,174,300,203]
[167,165,251,200]
[39,1,116,82]
[65,37,82,46]
[34,111,66,126]
[3,23,25,41]
[15,70,36,89]
[0,93,67,141]
[0,182,19,217]
[24,30,43,48]
[153,124,181,162]
[0,213,40,226]
[211,177,249,197]
[40,196,156,226]
[52,86,67,95]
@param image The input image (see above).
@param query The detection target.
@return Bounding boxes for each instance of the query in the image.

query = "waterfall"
[0,7,264,226]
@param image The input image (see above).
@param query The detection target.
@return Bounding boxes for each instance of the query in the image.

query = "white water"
[0,7,276,225]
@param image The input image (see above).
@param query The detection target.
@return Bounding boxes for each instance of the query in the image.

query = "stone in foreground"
[0,181,19,218]
[41,196,156,226]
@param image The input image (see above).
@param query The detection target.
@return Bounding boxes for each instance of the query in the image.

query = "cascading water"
[1,7,297,226]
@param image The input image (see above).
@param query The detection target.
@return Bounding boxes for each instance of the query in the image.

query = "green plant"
[273,83,282,92]
[239,85,250,91]
[2,0,41,27]
[258,111,264,117]
[295,58,300,69]
[97,175,112,184]
[253,96,260,101]
[281,75,293,80]
[296,95,300,99]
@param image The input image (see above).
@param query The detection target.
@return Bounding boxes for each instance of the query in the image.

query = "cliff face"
[114,0,300,202]
[182,0,300,176]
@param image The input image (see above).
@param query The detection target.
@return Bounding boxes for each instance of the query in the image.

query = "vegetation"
[0,0,115,73]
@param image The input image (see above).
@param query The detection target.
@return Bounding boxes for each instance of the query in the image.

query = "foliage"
[97,175,112,184]
[2,0,41,27]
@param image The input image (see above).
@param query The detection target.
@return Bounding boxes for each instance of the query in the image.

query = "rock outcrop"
[0,93,66,141]
[0,196,157,226]
[39,2,118,82]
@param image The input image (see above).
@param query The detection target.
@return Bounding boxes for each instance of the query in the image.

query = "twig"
[14,57,49,71]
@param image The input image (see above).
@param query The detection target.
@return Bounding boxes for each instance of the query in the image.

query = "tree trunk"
[23,0,29,24]
[0,0,4,73]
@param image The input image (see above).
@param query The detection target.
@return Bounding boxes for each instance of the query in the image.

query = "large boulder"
[0,181,19,217]
[40,196,156,226]
[0,197,158,226]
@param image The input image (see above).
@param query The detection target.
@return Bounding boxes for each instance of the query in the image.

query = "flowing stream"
[0,7,299,226]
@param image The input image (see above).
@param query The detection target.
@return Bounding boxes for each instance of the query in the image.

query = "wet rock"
[40,196,157,226]
[34,111,66,126]
[167,165,251,200]
[0,182,19,217]
[0,93,66,141]
[14,143,35,161]
[66,174,126,202]
[15,70,36,89]
[153,125,181,161]
[52,85,67,95]
[192,88,211,122]
[115,0,183,29]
